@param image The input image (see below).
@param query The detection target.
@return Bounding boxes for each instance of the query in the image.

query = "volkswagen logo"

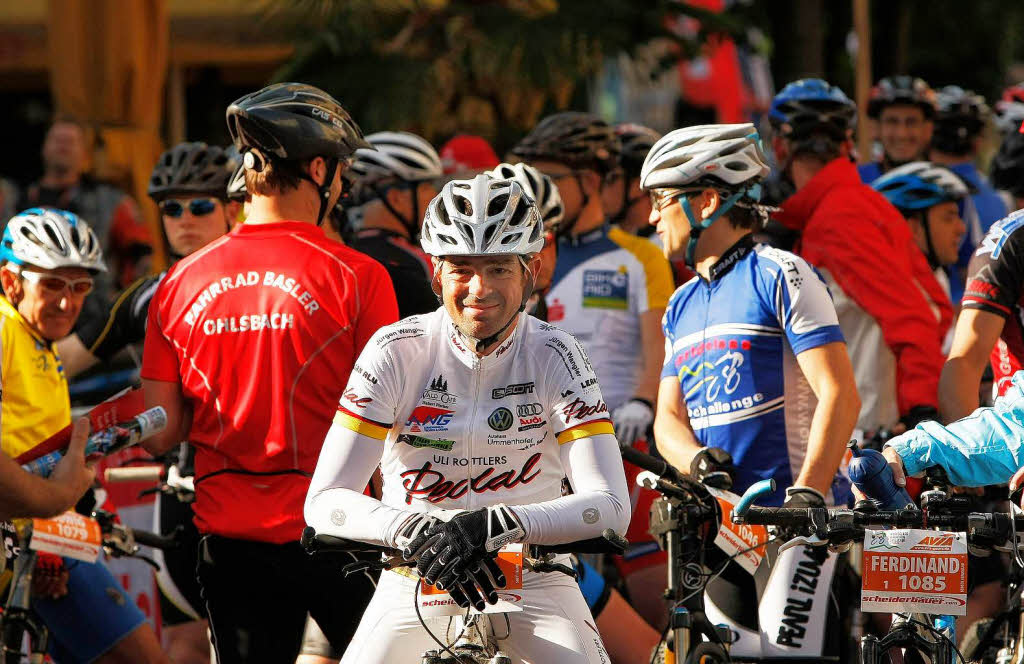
[488,407,514,431]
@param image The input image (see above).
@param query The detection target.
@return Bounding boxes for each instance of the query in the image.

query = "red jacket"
[774,158,951,420]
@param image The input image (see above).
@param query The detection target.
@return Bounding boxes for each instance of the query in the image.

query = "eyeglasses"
[18,269,94,296]
[160,198,219,218]
[649,188,690,212]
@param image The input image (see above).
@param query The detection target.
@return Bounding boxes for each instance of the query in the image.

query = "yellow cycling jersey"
[0,296,71,458]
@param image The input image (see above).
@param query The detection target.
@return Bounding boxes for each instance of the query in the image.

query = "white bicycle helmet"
[486,162,564,234]
[421,174,544,257]
[1,208,106,273]
[640,123,770,192]
[350,131,443,185]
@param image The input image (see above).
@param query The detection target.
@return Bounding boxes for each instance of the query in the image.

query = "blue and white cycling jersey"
[661,236,849,506]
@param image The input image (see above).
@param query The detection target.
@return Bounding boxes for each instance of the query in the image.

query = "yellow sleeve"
[609,227,674,311]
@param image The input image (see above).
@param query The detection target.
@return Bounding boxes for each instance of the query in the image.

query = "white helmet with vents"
[640,123,770,192]
[1,208,106,273]
[485,162,564,233]
[350,131,443,185]
[420,174,544,257]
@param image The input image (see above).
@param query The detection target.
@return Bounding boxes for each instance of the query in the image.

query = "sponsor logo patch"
[492,382,535,399]
[397,434,456,451]
[488,407,514,431]
[406,405,455,433]
[582,268,629,309]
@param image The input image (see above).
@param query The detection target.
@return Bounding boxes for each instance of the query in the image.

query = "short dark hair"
[725,204,759,231]
[244,158,310,196]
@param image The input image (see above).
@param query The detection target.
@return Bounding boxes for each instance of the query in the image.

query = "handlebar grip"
[129,528,180,550]
[621,446,679,480]
[104,466,164,484]
[532,529,629,556]
[738,506,812,528]
[301,527,397,555]
[733,478,776,518]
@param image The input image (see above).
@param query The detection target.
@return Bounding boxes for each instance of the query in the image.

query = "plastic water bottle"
[846,440,913,510]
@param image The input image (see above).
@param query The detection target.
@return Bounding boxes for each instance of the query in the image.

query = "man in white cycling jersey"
[305,173,630,664]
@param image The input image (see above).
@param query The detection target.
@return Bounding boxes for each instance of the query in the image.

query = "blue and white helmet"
[872,161,969,214]
[1,208,107,273]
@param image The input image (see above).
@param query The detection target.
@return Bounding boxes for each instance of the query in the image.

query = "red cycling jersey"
[142,220,398,543]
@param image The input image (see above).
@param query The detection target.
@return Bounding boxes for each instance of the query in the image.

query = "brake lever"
[524,557,578,579]
[777,533,827,554]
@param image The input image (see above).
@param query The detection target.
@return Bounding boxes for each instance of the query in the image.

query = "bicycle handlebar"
[127,527,181,550]
[300,526,628,557]
[104,466,164,483]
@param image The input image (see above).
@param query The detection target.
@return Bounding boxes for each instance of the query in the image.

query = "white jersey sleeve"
[305,324,416,547]
[510,335,630,543]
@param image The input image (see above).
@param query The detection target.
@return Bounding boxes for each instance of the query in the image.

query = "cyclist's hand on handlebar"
[416,505,523,586]
[783,486,826,509]
[689,447,735,483]
[395,512,443,561]
[48,418,96,513]
[438,556,506,610]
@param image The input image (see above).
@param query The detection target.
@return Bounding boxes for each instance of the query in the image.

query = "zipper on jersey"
[466,356,482,511]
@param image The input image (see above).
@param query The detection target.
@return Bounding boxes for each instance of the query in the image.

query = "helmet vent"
[487,193,509,217]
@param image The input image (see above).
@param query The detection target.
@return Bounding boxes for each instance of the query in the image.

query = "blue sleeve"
[886,370,1024,486]
[660,295,679,381]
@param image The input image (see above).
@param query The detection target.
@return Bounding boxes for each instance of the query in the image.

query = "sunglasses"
[160,198,219,218]
[649,188,691,212]
[18,269,94,296]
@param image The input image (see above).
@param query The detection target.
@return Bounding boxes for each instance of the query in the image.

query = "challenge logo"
[488,407,514,431]
[397,434,455,452]
[492,382,534,399]
[406,405,454,433]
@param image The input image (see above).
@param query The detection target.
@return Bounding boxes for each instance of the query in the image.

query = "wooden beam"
[170,42,293,67]
[853,0,873,162]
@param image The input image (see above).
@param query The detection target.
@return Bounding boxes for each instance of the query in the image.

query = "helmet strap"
[374,183,420,240]
[919,212,942,269]
[680,188,752,268]
[558,173,590,239]
[301,157,339,227]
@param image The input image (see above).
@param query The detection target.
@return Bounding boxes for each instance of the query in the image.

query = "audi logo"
[516,403,543,417]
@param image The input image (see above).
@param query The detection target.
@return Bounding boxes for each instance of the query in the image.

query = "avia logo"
[429,375,448,392]
[911,535,955,551]
[406,406,454,433]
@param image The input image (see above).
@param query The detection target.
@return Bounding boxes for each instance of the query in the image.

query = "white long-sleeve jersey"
[305,309,630,549]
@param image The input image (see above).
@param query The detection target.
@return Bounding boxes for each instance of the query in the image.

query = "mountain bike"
[733,477,1024,664]
[301,526,627,663]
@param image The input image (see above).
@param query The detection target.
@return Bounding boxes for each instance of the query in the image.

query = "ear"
[526,254,542,280]
[307,156,328,187]
[0,267,22,303]
[698,188,721,220]
[579,170,603,195]
[225,201,243,227]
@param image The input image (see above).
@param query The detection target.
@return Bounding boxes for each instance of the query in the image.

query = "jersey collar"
[707,234,754,282]
[445,312,525,370]
[561,224,608,248]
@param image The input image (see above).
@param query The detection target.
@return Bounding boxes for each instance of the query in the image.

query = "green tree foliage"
[270,0,749,147]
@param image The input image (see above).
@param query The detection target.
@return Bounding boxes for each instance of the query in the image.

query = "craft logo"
[406,405,455,433]
[397,434,455,452]
[488,407,514,432]
[492,382,535,400]
[422,374,457,407]
[582,268,628,309]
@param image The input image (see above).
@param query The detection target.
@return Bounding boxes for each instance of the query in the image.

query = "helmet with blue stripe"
[1,208,106,273]
[770,78,856,141]
[872,161,969,214]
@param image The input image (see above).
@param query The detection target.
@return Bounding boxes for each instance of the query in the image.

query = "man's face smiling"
[436,255,531,346]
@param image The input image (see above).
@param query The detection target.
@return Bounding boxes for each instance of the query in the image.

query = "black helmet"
[224,145,247,202]
[932,85,989,155]
[148,142,233,203]
[615,123,662,178]
[511,112,621,174]
[867,76,936,119]
[991,131,1024,197]
[225,82,369,163]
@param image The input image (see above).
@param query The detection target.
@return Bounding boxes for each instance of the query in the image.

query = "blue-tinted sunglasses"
[160,198,218,218]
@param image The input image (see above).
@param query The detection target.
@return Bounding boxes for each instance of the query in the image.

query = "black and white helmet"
[349,131,442,186]
[510,112,621,174]
[640,123,770,192]
[420,174,544,257]
[147,142,234,203]
[1,208,106,273]
[486,162,564,233]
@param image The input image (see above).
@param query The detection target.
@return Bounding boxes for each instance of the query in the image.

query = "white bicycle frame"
[420,610,514,664]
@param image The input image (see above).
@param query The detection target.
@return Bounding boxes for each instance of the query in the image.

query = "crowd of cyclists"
[4,69,1024,663]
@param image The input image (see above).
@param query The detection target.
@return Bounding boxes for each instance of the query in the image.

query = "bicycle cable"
[413,579,475,663]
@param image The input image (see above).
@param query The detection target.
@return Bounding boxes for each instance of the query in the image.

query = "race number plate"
[861,529,967,615]
[706,486,769,575]
[30,511,102,563]
[415,544,524,617]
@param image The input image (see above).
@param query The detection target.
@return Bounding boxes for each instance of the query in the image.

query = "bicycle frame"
[420,611,513,664]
